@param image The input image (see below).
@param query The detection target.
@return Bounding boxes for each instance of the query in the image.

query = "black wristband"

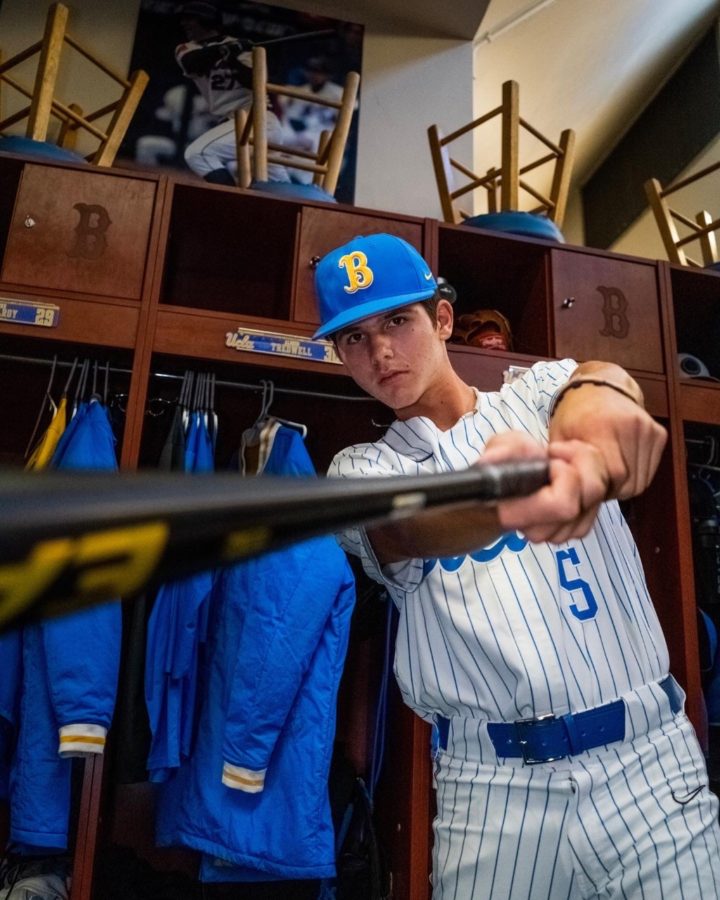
[548,378,640,419]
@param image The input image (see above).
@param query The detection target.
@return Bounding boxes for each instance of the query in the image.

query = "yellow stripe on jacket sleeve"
[222,761,266,793]
[58,723,107,757]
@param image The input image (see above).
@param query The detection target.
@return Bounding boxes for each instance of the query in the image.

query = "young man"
[174,1,289,185]
[314,233,720,899]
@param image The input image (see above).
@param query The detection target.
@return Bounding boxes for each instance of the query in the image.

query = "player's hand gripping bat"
[0,459,548,629]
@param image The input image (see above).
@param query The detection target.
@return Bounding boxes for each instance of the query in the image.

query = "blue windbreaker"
[155,422,356,880]
[2,399,121,849]
[145,411,215,780]
[0,629,21,800]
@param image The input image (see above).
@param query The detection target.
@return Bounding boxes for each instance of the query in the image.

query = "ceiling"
[473,0,720,195]
[253,0,491,39]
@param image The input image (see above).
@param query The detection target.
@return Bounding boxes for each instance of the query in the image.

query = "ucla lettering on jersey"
[423,531,528,576]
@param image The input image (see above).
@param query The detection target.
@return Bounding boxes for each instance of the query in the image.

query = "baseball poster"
[120,0,363,203]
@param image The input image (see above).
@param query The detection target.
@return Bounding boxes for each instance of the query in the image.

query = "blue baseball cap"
[313,233,437,339]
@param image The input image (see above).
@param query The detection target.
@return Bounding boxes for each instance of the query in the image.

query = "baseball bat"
[255,29,337,48]
[0,459,548,629]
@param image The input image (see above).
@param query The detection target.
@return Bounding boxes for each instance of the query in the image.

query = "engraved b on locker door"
[2,164,155,300]
[550,249,664,373]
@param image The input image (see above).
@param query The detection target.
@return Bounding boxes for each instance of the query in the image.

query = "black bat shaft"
[222,30,336,52]
[254,29,336,48]
[0,460,548,629]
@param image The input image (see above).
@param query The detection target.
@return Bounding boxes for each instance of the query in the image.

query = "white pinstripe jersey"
[329,359,669,724]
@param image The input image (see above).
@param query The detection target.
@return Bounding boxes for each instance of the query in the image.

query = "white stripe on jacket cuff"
[58,723,107,757]
[222,762,266,793]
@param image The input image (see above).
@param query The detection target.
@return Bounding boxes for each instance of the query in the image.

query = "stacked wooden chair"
[645,162,720,267]
[427,79,575,240]
[235,45,359,200]
[0,2,148,166]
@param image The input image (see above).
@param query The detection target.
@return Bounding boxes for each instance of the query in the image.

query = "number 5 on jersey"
[556,547,598,620]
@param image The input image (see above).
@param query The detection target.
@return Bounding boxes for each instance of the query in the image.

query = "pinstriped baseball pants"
[183,112,290,182]
[432,680,720,898]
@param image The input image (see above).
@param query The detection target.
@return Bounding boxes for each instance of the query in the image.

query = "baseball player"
[315,233,720,899]
[174,1,289,185]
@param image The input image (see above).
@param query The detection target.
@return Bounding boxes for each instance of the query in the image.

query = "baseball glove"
[451,309,513,351]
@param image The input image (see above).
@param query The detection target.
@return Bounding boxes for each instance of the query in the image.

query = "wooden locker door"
[550,249,664,373]
[293,206,424,325]
[1,164,156,300]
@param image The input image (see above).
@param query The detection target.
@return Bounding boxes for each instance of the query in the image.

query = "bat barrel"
[0,459,549,628]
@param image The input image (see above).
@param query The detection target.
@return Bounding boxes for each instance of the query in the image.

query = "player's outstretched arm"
[367,430,603,560]
[367,500,506,565]
[547,360,667,501]
[484,361,667,545]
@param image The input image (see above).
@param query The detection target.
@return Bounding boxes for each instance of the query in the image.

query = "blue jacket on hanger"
[146,411,215,780]
[0,629,21,800]
[155,423,356,881]
[3,398,122,850]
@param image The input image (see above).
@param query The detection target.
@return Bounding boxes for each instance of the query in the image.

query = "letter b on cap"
[338,251,374,294]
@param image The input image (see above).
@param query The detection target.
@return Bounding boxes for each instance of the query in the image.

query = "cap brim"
[313,286,436,339]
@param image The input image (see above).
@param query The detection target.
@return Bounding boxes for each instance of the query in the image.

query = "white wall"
[353,33,473,218]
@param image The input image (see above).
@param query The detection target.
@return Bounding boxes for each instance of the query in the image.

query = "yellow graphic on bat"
[0,522,168,626]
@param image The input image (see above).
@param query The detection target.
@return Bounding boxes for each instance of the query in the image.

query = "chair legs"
[428,80,575,228]
[0,2,148,168]
[500,80,519,212]
[549,129,575,225]
[234,108,252,188]
[26,2,68,141]
[645,178,686,265]
[90,69,149,167]
[251,46,268,183]
[320,70,359,196]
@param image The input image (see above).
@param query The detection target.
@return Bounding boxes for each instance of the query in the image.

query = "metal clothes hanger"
[254,378,308,439]
[71,359,90,418]
[23,354,59,459]
[687,435,720,474]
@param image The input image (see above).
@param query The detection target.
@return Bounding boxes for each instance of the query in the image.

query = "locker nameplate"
[225,327,341,365]
[0,297,60,328]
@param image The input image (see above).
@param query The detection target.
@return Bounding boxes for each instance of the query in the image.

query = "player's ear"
[436,299,454,341]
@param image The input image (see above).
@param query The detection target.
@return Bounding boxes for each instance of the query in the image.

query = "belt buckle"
[516,713,566,765]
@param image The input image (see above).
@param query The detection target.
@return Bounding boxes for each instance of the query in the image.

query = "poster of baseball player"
[120,0,363,203]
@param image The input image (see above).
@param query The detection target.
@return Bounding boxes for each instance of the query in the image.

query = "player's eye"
[387,315,407,327]
[342,331,363,346]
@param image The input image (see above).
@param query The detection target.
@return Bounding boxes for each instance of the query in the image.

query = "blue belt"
[437,676,683,765]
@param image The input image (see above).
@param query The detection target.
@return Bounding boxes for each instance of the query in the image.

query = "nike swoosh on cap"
[424,272,433,280]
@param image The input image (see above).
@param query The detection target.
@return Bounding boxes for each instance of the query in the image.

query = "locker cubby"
[0,333,133,466]
[437,221,552,359]
[159,183,299,319]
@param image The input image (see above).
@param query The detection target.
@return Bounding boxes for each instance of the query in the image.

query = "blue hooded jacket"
[154,423,356,880]
[1,399,121,850]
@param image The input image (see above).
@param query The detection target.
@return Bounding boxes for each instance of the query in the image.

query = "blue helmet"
[313,233,437,339]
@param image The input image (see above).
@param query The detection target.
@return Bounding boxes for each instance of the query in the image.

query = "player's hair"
[423,294,441,326]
